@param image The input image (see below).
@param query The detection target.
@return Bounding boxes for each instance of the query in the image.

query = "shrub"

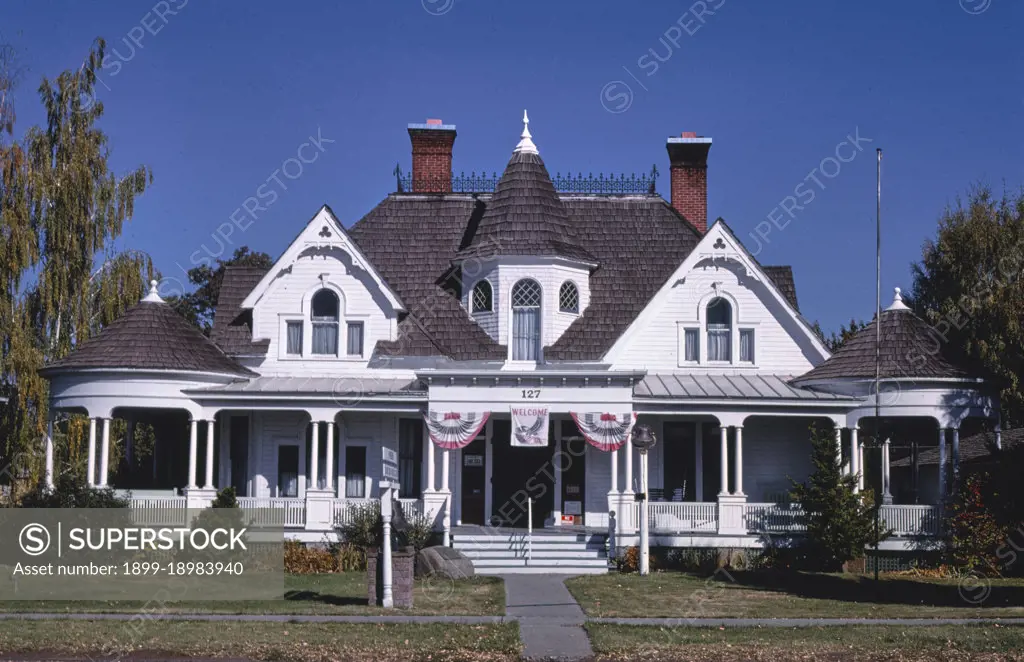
[337,501,382,548]
[399,510,435,551]
[20,473,129,508]
[284,540,338,574]
[790,424,884,571]
[947,473,1005,575]
[334,543,366,572]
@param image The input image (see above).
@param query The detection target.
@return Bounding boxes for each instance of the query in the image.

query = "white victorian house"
[40,114,996,572]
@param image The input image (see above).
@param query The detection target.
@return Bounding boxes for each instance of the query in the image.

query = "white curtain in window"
[512,308,539,360]
[740,329,754,362]
[345,472,364,498]
[312,323,338,355]
[346,322,363,356]
[707,326,731,361]
[287,322,302,354]
[684,329,698,361]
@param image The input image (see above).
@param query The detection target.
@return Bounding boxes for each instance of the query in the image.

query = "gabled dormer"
[451,112,598,363]
[239,205,406,374]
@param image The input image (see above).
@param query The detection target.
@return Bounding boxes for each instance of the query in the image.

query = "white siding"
[585,443,611,529]
[253,411,306,498]
[741,418,816,501]
[610,258,819,374]
[252,248,398,376]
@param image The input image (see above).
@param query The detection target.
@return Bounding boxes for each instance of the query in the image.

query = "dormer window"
[706,297,732,362]
[311,289,340,355]
[559,281,579,314]
[511,279,541,361]
[471,280,493,314]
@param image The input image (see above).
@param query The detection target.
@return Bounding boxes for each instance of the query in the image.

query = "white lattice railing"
[237,497,306,528]
[333,498,423,527]
[640,502,719,533]
[743,503,806,533]
[880,504,940,537]
[129,497,189,526]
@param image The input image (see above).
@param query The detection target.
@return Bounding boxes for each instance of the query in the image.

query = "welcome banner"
[510,406,550,447]
[570,412,637,452]
[424,411,490,450]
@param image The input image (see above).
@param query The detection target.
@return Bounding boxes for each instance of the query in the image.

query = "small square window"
[740,329,755,362]
[346,321,364,357]
[286,321,303,355]
[684,328,699,362]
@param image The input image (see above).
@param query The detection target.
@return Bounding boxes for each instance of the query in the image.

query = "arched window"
[471,280,493,313]
[311,289,340,355]
[511,279,542,361]
[706,297,732,361]
[559,281,579,314]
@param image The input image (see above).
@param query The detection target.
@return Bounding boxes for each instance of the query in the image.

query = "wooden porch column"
[881,438,892,504]
[187,419,198,489]
[951,427,961,489]
[441,449,450,493]
[694,422,704,501]
[310,421,320,490]
[325,420,335,494]
[610,448,619,494]
[204,419,215,489]
[44,415,55,489]
[733,426,744,496]
[718,425,729,496]
[858,436,866,492]
[87,417,97,487]
[99,418,111,487]
[424,430,436,493]
[623,439,634,494]
[937,427,947,500]
[834,426,843,473]
[850,427,860,494]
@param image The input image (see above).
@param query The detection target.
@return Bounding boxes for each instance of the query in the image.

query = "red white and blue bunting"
[570,412,637,452]
[510,406,550,447]
[424,411,490,450]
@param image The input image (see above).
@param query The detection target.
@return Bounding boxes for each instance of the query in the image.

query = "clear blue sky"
[3,0,1022,334]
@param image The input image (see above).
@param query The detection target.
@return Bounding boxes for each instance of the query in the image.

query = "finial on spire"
[142,279,164,303]
[887,286,909,311]
[514,109,538,155]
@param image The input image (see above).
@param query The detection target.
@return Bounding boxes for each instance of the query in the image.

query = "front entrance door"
[490,419,554,528]
[561,425,587,526]
[461,437,487,525]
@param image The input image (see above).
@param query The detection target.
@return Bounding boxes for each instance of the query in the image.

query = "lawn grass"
[566,571,1024,619]
[0,619,521,662]
[587,623,1024,660]
[0,572,506,616]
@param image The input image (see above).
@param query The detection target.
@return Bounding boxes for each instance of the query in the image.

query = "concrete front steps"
[453,529,610,575]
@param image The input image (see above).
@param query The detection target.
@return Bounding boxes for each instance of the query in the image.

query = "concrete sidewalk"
[502,574,594,661]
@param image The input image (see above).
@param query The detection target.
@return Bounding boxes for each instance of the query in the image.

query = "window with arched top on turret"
[471,280,493,313]
[559,281,579,314]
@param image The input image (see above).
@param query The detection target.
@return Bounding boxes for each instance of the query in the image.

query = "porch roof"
[187,376,426,396]
[635,374,858,401]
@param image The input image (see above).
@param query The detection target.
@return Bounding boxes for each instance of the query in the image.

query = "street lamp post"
[631,424,657,576]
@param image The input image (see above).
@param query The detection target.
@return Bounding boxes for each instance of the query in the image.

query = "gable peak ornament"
[513,109,538,155]
[713,237,726,249]
[319,225,332,238]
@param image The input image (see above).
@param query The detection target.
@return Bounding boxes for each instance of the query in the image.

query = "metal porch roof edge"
[634,374,860,401]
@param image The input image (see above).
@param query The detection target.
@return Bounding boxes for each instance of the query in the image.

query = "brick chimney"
[408,119,457,193]
[666,132,712,233]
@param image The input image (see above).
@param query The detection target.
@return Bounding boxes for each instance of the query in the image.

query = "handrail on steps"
[527,497,533,564]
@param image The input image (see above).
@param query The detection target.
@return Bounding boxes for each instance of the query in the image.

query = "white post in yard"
[99,418,111,487]
[639,449,649,574]
[44,415,55,490]
[325,421,335,494]
[441,449,451,546]
[187,419,198,489]
[380,482,394,608]
[204,419,215,489]
[87,417,97,487]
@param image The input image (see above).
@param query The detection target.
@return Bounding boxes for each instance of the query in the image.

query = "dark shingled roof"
[211,265,272,356]
[457,150,595,264]
[763,266,799,311]
[42,299,255,377]
[792,307,966,384]
[891,428,1023,468]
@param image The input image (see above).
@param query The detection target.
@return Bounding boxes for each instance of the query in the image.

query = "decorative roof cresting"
[513,110,538,155]
[142,279,164,303]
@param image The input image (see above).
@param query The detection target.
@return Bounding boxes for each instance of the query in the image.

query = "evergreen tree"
[791,424,883,571]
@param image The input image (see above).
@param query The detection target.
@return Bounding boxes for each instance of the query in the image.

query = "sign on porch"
[510,406,549,447]
[382,447,400,483]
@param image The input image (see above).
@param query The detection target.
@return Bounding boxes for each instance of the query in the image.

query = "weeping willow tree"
[0,39,154,490]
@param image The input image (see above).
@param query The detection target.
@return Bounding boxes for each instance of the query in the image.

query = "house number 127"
[521,389,541,399]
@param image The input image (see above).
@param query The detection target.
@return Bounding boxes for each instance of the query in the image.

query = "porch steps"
[452,530,609,575]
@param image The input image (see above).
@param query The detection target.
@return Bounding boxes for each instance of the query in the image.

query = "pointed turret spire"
[142,279,164,303]
[514,110,538,155]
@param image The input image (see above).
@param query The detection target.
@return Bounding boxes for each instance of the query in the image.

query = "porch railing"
[237,497,306,528]
[129,496,188,526]
[743,503,805,534]
[640,502,719,533]
[880,504,940,537]
[333,498,422,527]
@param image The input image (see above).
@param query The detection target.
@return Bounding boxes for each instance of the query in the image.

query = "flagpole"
[874,148,882,583]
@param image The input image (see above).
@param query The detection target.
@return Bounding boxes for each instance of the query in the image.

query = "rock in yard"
[416,545,475,579]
